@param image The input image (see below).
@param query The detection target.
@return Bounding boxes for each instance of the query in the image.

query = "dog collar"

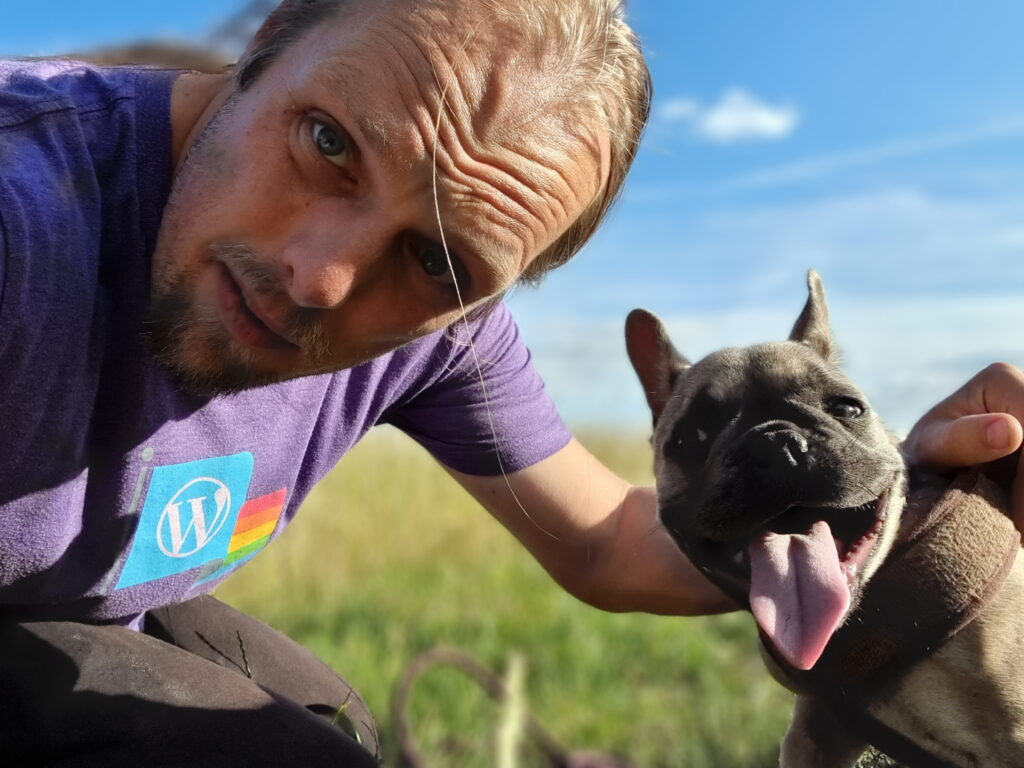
[763,468,1020,766]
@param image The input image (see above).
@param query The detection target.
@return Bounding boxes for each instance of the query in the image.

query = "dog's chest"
[869,555,1024,766]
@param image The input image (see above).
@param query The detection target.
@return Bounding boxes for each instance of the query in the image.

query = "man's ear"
[625,309,691,425]
[788,269,837,363]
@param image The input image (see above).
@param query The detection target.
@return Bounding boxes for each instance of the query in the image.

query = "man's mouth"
[214,262,300,351]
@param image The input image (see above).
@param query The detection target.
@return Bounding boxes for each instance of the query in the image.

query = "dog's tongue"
[748,521,850,670]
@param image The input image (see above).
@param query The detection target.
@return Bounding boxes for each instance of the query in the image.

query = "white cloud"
[660,97,701,122]
[658,88,800,143]
[718,115,1024,191]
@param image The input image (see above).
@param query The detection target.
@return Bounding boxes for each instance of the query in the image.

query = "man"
[0,0,1021,765]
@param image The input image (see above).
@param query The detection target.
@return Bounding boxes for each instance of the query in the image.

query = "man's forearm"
[450,439,736,617]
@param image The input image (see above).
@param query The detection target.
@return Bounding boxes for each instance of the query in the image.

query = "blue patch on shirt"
[115,452,255,589]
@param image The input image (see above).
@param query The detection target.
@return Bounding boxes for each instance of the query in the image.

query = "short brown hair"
[235,0,651,285]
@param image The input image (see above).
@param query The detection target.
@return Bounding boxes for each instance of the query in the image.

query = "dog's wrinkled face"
[626,271,907,671]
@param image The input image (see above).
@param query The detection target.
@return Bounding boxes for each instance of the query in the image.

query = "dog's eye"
[827,397,865,419]
[665,425,712,465]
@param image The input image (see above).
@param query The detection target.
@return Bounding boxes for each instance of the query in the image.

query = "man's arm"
[448,437,735,615]
[450,363,1024,617]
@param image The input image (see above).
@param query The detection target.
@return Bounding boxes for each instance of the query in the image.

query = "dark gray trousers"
[0,595,379,766]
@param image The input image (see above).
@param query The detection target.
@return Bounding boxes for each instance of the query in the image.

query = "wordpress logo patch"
[157,478,233,558]
[116,453,254,590]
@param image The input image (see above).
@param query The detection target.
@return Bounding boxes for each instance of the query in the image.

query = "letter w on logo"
[158,485,231,558]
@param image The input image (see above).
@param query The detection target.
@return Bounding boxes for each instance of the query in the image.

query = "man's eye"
[311,120,351,167]
[419,243,457,287]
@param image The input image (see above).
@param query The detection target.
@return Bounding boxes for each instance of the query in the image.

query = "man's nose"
[279,217,387,309]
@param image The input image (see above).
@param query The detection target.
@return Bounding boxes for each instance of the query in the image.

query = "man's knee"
[0,620,378,767]
[146,595,379,755]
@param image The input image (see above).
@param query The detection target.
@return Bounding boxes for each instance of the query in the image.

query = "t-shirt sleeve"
[0,202,6,319]
[383,303,572,476]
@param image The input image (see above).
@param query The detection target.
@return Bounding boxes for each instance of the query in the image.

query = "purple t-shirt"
[0,61,570,627]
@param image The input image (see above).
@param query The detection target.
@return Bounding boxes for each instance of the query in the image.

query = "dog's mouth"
[720,484,896,673]
[721,489,890,582]
[761,494,886,577]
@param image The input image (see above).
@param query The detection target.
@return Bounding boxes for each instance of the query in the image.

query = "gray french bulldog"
[626,270,1024,767]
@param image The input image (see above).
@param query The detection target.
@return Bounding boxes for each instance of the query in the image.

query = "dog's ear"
[625,309,691,425]
[788,269,837,363]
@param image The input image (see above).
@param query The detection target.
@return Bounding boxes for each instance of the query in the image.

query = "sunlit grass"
[216,428,795,767]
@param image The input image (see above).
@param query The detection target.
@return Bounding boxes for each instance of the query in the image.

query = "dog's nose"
[746,424,810,473]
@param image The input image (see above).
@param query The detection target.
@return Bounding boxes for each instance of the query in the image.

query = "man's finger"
[904,412,1023,469]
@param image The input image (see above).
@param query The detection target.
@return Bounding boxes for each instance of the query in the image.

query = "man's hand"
[903,362,1024,526]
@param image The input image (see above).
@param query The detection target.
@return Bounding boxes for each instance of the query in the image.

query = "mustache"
[209,241,331,365]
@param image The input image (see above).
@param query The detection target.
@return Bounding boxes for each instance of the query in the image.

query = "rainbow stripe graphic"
[224,488,287,565]
[191,487,288,588]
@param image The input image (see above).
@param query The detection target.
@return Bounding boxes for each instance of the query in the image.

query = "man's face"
[148,1,605,394]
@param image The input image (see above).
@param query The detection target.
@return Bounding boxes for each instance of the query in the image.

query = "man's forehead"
[298,0,606,289]
[308,7,529,146]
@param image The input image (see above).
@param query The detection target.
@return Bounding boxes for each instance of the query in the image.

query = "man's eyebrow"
[350,109,394,160]
[315,58,396,160]
[459,237,520,296]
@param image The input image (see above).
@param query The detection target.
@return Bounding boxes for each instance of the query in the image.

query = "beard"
[145,239,333,397]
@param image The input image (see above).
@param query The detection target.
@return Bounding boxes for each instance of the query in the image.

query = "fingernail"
[987,418,1011,450]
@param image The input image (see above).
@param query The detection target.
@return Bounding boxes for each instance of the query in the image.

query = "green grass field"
[216,429,895,767]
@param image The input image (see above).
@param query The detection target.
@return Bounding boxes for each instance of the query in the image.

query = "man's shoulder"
[0,59,177,177]
[0,60,176,360]
[0,59,138,129]
[0,59,175,238]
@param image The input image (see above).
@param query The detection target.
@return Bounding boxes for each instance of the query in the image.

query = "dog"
[625,270,1024,767]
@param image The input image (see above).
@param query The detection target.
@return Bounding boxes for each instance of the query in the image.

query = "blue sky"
[4,1,1023,432]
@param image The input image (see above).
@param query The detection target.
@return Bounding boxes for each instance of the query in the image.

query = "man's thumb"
[905,413,1023,468]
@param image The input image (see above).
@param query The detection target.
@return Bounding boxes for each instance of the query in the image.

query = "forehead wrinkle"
[427,44,599,261]
[500,140,579,223]
[373,16,558,244]
[427,84,574,259]
[375,21,448,129]
[441,152,549,250]
[316,29,522,294]
[311,7,584,282]
[379,33,532,287]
